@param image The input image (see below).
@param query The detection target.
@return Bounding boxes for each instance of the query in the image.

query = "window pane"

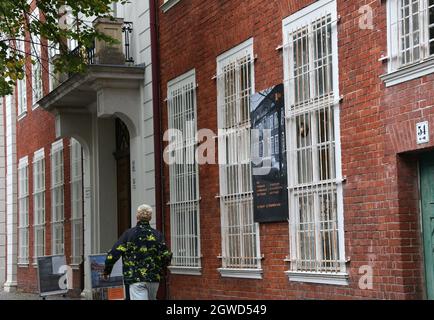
[430,0,434,54]
[168,72,201,268]
[293,28,310,105]
[218,46,260,270]
[285,11,343,274]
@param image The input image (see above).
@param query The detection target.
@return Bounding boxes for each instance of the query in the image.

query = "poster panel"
[250,84,289,223]
[89,254,125,300]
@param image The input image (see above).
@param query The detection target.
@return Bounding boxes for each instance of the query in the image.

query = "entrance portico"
[38,64,146,298]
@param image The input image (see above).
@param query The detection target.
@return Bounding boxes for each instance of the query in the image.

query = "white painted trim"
[282,0,337,26]
[17,263,29,268]
[17,111,27,122]
[18,156,29,169]
[218,268,263,280]
[33,148,45,162]
[51,139,64,153]
[161,0,182,13]
[70,264,81,271]
[217,38,254,74]
[381,58,434,87]
[167,69,196,89]
[168,266,202,276]
[285,271,349,286]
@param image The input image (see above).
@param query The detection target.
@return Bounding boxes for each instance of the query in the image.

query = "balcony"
[39,16,145,140]
[52,18,136,87]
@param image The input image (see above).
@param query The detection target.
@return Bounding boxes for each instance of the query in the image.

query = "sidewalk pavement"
[0,290,82,300]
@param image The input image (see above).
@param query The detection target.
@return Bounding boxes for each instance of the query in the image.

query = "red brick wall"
[14,0,82,292]
[159,0,432,299]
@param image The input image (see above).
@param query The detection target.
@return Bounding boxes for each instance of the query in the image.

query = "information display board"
[250,84,289,223]
[37,255,68,297]
[89,254,125,300]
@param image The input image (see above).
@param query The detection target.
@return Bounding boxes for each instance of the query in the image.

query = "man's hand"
[101,273,110,281]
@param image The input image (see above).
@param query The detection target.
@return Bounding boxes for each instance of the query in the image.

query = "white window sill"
[161,0,181,13]
[218,268,263,280]
[32,103,40,111]
[17,111,27,121]
[70,263,82,270]
[381,58,434,87]
[18,262,29,267]
[168,266,202,276]
[285,271,349,286]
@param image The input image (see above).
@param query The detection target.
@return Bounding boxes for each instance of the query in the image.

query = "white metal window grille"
[167,70,201,269]
[33,150,45,262]
[217,39,261,270]
[283,0,346,276]
[18,158,29,264]
[51,141,64,255]
[388,0,434,70]
[70,138,83,265]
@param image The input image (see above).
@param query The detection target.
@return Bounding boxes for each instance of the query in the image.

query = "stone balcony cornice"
[38,64,145,112]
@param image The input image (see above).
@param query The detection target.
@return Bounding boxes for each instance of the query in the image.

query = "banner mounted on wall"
[250,84,289,223]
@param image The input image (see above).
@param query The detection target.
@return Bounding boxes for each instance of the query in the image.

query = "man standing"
[103,204,172,300]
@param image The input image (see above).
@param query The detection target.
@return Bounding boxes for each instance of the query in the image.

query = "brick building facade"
[0,0,159,297]
[1,0,433,300]
[0,1,85,294]
[159,0,434,299]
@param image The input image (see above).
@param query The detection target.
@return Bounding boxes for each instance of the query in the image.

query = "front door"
[115,119,131,237]
[420,153,434,300]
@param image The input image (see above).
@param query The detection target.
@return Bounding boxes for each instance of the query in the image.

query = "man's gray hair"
[137,204,153,222]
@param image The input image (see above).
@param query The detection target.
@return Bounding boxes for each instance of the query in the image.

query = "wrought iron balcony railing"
[69,21,134,66]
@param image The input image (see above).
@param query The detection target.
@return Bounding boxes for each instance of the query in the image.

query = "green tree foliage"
[0,0,126,96]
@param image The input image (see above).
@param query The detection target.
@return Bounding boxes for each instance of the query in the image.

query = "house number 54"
[416,121,429,145]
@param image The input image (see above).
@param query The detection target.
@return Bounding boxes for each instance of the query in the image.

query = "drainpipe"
[150,0,163,243]
[150,0,168,298]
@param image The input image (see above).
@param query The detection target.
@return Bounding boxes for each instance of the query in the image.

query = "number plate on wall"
[416,121,429,145]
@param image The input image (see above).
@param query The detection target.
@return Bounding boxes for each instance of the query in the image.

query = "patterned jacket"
[104,221,172,285]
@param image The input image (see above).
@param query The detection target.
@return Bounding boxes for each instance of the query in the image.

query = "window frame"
[31,7,43,108]
[18,156,30,265]
[216,38,263,280]
[166,69,202,276]
[282,0,348,286]
[16,38,27,119]
[51,140,65,256]
[70,138,84,265]
[161,0,182,13]
[382,0,434,86]
[33,148,46,265]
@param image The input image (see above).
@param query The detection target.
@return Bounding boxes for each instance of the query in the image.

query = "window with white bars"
[283,0,346,279]
[167,70,201,270]
[18,157,29,265]
[387,0,434,70]
[31,8,43,105]
[51,141,64,255]
[217,39,262,271]
[33,150,45,262]
[70,138,83,265]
